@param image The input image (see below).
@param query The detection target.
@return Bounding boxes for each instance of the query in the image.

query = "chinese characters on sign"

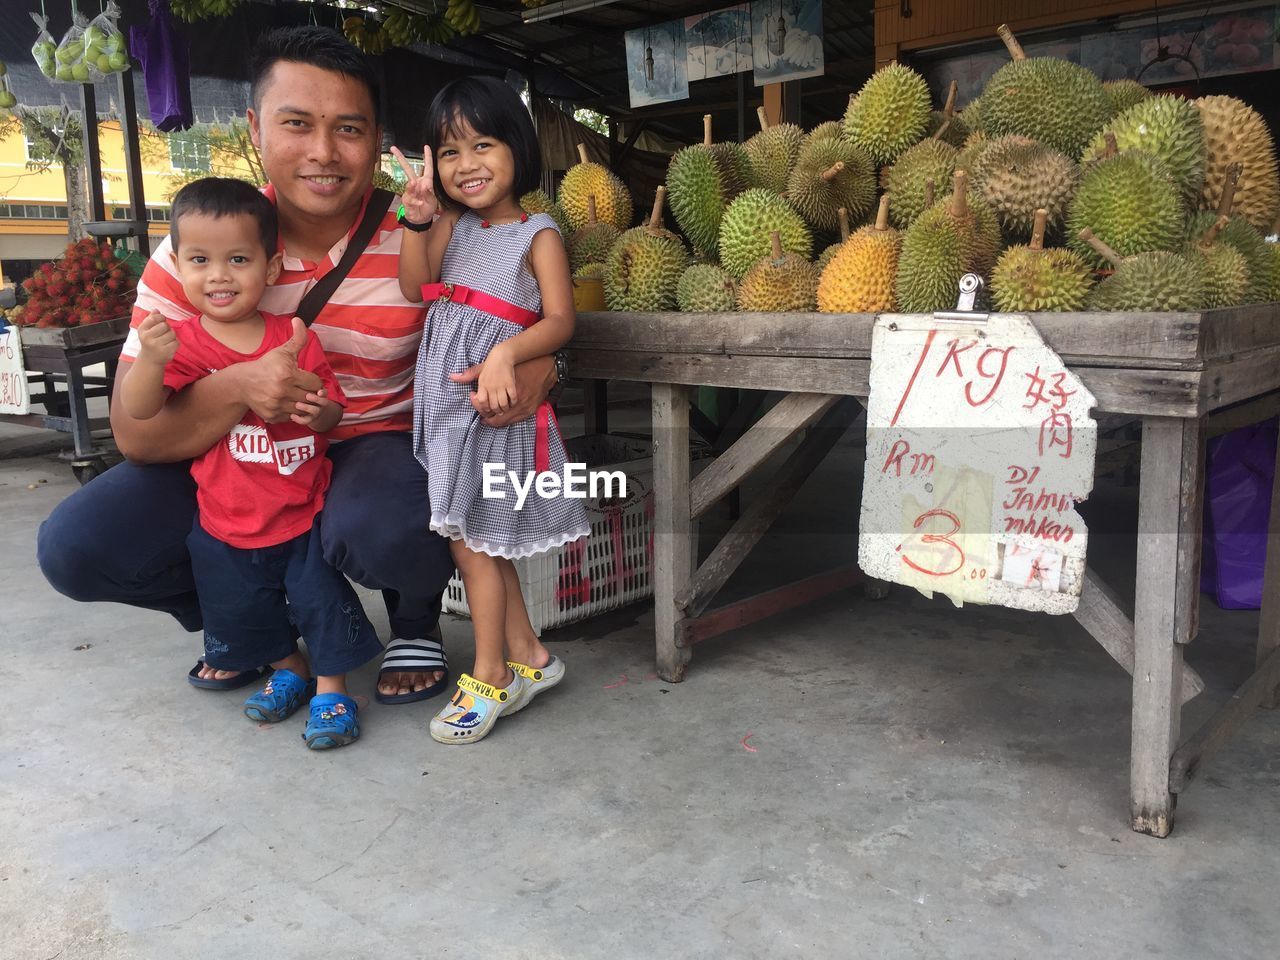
[858,314,1097,613]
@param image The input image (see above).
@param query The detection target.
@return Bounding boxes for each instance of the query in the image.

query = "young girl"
[394,76,590,745]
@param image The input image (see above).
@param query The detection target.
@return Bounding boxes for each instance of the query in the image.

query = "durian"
[1270,215,1280,303]
[786,130,877,232]
[957,96,985,137]
[559,143,634,232]
[990,208,1093,312]
[818,196,900,313]
[844,63,931,166]
[709,141,754,201]
[677,263,737,312]
[574,262,605,281]
[667,116,727,258]
[1067,137,1184,268]
[521,189,571,236]
[924,81,970,148]
[1080,228,1206,312]
[885,138,958,229]
[718,188,813,279]
[1103,79,1150,119]
[744,106,804,195]
[815,208,852,272]
[737,231,819,312]
[1082,95,1206,205]
[897,171,996,313]
[567,195,622,272]
[973,135,1080,241]
[981,24,1108,159]
[1184,165,1273,303]
[1194,96,1280,231]
[1186,214,1249,309]
[956,132,990,180]
[603,187,689,311]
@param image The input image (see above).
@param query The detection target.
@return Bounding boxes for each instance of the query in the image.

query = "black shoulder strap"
[294,188,395,327]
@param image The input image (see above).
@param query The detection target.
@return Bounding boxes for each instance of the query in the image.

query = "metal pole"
[117,71,150,255]
[79,83,106,224]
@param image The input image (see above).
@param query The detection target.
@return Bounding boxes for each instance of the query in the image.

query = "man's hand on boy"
[235,316,322,423]
[392,145,437,224]
[136,311,178,366]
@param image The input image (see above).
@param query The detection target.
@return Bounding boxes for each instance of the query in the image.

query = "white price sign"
[857,312,1097,614]
[0,325,29,415]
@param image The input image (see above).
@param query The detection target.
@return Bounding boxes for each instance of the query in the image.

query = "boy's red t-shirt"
[163,313,346,549]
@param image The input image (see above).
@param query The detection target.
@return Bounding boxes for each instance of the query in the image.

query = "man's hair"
[248,25,380,119]
[170,178,278,256]
[425,76,542,200]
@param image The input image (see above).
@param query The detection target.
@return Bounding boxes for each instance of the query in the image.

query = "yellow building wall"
[0,119,259,262]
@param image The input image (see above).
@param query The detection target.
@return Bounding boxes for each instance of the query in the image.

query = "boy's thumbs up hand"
[241,317,322,422]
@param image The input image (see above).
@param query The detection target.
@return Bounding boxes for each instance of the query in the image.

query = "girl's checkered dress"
[412,211,590,559]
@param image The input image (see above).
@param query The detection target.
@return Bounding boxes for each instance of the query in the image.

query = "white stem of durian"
[838,207,850,241]
[997,24,1027,61]
[576,142,589,166]
[703,114,713,147]
[769,231,784,261]
[1078,228,1123,268]
[1030,209,1048,251]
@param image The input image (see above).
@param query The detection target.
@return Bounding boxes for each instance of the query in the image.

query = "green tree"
[155,120,267,199]
[0,105,90,240]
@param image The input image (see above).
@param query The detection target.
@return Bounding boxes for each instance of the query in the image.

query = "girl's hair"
[425,76,542,201]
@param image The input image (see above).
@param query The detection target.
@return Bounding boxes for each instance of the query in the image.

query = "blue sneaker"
[243,669,314,723]
[303,693,360,750]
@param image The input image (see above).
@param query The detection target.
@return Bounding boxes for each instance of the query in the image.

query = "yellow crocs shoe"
[504,656,565,715]
[429,671,526,745]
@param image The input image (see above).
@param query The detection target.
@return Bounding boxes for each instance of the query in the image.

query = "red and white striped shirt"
[125,185,424,442]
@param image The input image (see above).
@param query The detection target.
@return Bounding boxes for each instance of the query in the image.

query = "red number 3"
[901,509,965,577]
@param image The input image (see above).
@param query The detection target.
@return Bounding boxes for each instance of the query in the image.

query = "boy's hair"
[170,178,278,256]
[248,26,380,120]
[425,76,542,199]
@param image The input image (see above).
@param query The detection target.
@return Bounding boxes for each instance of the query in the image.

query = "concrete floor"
[2,399,1279,960]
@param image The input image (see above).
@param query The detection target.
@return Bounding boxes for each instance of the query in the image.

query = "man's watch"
[397,204,432,233]
[548,349,569,404]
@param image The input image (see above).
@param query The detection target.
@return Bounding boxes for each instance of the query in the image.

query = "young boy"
[119,177,382,749]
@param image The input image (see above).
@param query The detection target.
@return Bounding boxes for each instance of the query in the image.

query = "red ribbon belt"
[422,281,559,474]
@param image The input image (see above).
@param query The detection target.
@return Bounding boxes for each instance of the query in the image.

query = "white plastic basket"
[443,435,684,633]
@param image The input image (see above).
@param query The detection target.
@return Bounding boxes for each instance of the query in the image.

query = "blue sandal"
[304,693,360,750]
[243,669,315,723]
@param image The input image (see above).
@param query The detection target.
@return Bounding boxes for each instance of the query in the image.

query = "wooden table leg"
[653,382,693,682]
[1130,416,1204,837]
[1258,431,1280,709]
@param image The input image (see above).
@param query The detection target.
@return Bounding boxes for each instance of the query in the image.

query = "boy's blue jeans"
[36,432,453,647]
[187,518,383,677]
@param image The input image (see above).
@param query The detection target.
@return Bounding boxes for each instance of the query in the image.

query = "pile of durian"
[539,24,1280,314]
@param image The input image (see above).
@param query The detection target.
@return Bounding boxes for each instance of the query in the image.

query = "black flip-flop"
[375,636,450,704]
[187,662,273,691]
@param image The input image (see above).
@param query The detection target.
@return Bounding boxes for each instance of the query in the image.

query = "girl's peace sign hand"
[391,146,437,224]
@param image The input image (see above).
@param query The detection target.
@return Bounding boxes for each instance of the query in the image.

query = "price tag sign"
[0,325,29,415]
[858,313,1097,614]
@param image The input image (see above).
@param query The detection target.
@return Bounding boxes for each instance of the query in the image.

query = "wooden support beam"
[676,565,865,648]
[674,398,860,619]
[1170,647,1280,792]
[652,383,693,682]
[1207,391,1280,439]
[689,392,839,520]
[1072,568,1204,705]
[1129,416,1205,837]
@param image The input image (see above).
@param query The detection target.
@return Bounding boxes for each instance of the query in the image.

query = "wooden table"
[568,306,1280,838]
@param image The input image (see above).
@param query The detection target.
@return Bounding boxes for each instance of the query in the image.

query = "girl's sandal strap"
[507,661,547,681]
[457,672,514,703]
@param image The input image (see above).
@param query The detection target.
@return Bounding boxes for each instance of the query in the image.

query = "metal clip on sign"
[933,273,988,323]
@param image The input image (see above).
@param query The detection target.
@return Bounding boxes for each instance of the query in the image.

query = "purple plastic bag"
[1200,418,1278,609]
[129,0,192,132]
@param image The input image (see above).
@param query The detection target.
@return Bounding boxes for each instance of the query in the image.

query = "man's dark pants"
[37,431,453,649]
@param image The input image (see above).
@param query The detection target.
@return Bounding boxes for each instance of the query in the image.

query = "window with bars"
[168,135,210,172]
